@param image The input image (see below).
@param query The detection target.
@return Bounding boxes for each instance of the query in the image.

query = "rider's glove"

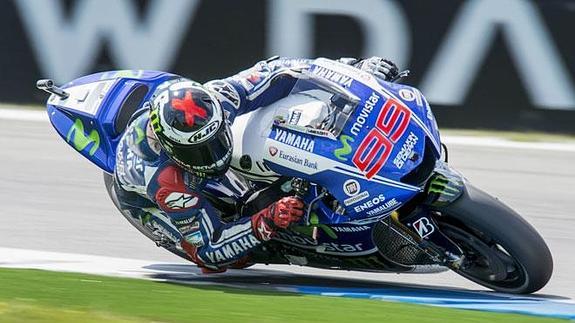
[355,57,399,81]
[251,197,305,241]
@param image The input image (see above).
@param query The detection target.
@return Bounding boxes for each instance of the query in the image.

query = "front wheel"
[436,184,553,294]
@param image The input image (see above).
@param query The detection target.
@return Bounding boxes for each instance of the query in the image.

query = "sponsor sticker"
[353,194,402,215]
[274,231,365,254]
[343,191,370,206]
[268,146,278,156]
[185,231,205,247]
[179,221,200,234]
[273,128,315,152]
[393,131,418,169]
[331,225,371,233]
[204,234,261,263]
[399,88,424,107]
[350,92,380,136]
[343,179,360,196]
[189,121,220,143]
[277,150,318,170]
[174,217,196,226]
[288,110,302,125]
[365,198,400,216]
[334,135,354,161]
[412,217,435,239]
[163,192,200,210]
[310,65,354,87]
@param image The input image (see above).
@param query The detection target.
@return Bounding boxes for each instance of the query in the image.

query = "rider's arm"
[204,57,312,122]
[150,164,303,269]
[204,56,399,122]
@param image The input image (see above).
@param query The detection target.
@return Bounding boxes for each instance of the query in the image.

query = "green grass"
[0,268,566,322]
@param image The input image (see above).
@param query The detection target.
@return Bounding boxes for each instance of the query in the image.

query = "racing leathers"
[113,56,398,271]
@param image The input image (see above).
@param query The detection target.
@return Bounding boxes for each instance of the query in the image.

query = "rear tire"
[437,184,553,294]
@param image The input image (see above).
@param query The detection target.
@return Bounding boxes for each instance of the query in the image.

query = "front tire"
[437,184,553,294]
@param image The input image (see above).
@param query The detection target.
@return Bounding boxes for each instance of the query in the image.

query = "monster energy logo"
[140,212,152,226]
[134,125,146,144]
[334,135,354,161]
[428,175,460,196]
[149,107,163,132]
[66,119,100,156]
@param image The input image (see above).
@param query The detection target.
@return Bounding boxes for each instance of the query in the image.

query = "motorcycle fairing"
[45,70,178,173]
[263,59,442,223]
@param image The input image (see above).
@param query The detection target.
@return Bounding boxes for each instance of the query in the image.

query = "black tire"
[437,183,553,294]
[103,172,192,261]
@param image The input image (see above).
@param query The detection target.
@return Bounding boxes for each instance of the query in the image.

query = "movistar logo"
[428,175,460,196]
[334,135,354,161]
[66,118,100,156]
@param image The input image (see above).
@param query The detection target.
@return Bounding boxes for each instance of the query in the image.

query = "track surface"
[1,116,574,301]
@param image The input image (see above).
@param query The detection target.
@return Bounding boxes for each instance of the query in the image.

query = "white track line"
[2,107,575,152]
[0,247,177,279]
[0,108,48,122]
[0,247,292,279]
[442,136,575,152]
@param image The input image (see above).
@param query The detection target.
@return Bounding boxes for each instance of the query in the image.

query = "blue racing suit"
[114,57,314,270]
[113,56,395,270]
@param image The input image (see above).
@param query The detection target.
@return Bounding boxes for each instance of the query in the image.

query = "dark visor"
[169,124,232,169]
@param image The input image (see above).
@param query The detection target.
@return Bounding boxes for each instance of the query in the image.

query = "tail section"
[38,70,177,173]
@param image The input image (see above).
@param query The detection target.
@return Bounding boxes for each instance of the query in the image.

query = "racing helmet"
[148,79,233,177]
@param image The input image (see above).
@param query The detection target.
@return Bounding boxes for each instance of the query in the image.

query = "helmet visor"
[167,123,233,175]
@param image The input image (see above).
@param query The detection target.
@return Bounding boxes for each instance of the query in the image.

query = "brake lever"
[390,69,410,83]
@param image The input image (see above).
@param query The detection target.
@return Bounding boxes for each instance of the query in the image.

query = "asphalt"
[1,117,574,299]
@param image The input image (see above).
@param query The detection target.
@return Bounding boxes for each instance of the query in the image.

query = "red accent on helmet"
[171,90,208,127]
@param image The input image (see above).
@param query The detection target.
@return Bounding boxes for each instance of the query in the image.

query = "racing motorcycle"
[37,58,552,294]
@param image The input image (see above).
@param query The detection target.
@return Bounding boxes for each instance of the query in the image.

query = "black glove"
[355,57,399,81]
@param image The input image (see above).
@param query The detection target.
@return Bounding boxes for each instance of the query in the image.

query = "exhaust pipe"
[36,79,69,99]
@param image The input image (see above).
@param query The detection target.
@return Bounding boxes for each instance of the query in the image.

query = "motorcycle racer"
[112,56,398,272]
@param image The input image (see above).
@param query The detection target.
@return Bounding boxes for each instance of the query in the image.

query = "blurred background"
[1,1,575,320]
[2,0,574,133]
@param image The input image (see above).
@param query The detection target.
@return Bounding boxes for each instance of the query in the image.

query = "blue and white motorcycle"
[37,58,552,294]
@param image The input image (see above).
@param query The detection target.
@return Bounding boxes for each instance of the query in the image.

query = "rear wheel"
[436,184,552,294]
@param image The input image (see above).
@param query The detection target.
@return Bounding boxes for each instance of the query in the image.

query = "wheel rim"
[440,222,529,291]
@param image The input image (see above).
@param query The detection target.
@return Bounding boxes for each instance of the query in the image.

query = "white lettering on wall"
[420,0,575,110]
[15,0,200,83]
[267,0,410,69]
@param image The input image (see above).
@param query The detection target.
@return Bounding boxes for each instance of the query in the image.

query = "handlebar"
[36,79,69,99]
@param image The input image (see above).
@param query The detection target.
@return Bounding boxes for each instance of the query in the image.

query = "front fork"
[392,161,467,269]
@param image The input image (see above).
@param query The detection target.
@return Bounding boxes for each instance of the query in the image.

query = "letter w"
[15,0,200,83]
